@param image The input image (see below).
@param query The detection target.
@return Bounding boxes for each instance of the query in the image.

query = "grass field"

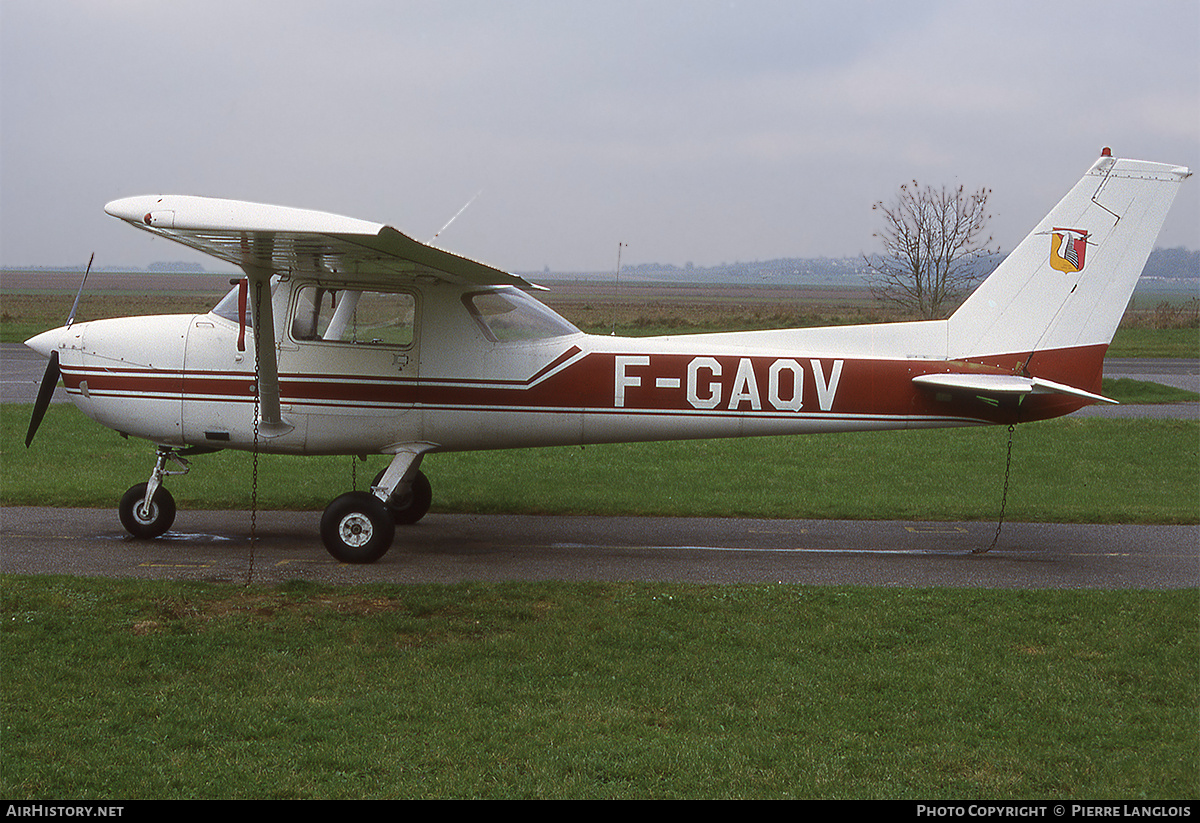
[2,575,1195,799]
[3,403,1198,523]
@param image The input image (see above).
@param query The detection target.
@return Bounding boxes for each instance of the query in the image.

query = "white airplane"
[24,150,1191,563]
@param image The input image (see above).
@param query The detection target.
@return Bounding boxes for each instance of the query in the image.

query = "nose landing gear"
[118,446,190,539]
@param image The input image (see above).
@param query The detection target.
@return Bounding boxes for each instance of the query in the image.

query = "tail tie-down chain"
[977,424,1016,555]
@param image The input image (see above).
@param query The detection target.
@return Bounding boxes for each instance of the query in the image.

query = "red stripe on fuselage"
[56,344,1106,425]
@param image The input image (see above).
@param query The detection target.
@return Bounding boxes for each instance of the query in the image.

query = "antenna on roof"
[430,190,483,244]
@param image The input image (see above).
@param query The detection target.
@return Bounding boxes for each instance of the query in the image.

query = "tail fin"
[948,151,1190,363]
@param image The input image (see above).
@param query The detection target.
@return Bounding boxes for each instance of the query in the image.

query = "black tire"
[320,491,396,564]
[119,483,176,539]
[371,469,432,525]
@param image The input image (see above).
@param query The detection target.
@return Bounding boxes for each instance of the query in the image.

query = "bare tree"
[863,181,999,319]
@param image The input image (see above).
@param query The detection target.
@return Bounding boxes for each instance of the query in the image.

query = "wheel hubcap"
[135,503,158,525]
[337,513,373,547]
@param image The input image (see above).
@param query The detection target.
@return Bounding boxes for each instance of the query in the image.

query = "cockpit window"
[465,288,580,342]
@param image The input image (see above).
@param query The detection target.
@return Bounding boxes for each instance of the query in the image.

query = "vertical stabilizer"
[947,152,1190,361]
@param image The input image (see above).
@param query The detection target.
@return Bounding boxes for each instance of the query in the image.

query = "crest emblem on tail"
[1050,227,1089,272]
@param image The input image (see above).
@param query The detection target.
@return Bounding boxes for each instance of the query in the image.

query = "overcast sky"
[2,0,1196,274]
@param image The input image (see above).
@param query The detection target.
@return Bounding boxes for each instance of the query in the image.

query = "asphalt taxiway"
[1,507,1195,589]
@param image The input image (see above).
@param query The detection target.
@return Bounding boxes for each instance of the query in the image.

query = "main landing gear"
[319,449,433,564]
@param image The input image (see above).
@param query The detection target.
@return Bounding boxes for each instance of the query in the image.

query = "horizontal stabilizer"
[912,373,1117,404]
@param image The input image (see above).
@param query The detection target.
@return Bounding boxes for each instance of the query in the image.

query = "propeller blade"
[66,253,94,328]
[25,350,60,448]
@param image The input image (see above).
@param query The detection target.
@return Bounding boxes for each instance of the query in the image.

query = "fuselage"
[26,277,1093,457]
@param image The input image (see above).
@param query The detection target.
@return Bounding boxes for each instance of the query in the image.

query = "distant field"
[1,271,231,343]
[2,271,1196,357]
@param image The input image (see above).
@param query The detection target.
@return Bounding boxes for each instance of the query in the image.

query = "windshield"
[464,288,580,342]
[212,278,281,326]
[212,283,245,324]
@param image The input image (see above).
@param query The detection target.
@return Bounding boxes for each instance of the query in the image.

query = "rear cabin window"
[291,286,415,347]
[465,289,580,342]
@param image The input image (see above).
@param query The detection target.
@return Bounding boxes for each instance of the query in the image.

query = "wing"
[104,194,537,290]
[105,194,537,435]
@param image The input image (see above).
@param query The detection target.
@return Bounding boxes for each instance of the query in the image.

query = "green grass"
[1102,377,1199,404]
[4,385,1197,800]
[2,575,1195,799]
[1108,327,1199,359]
[4,404,1197,524]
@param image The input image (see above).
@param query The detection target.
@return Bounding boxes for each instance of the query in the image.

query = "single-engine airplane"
[24,150,1191,562]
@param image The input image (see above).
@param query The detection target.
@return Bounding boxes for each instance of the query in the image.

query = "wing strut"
[244,245,291,437]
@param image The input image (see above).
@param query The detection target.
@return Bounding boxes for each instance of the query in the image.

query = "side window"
[464,288,580,342]
[291,286,415,347]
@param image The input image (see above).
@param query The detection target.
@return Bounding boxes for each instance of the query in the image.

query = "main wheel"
[371,469,433,525]
[119,483,176,539]
[320,491,396,564]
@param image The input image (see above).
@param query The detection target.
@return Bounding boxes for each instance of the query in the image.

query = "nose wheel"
[118,446,188,539]
[119,482,176,538]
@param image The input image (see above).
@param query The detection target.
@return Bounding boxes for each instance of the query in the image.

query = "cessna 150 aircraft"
[24,150,1191,562]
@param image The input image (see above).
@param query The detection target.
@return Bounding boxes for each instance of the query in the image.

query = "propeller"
[25,254,93,448]
[25,351,59,447]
